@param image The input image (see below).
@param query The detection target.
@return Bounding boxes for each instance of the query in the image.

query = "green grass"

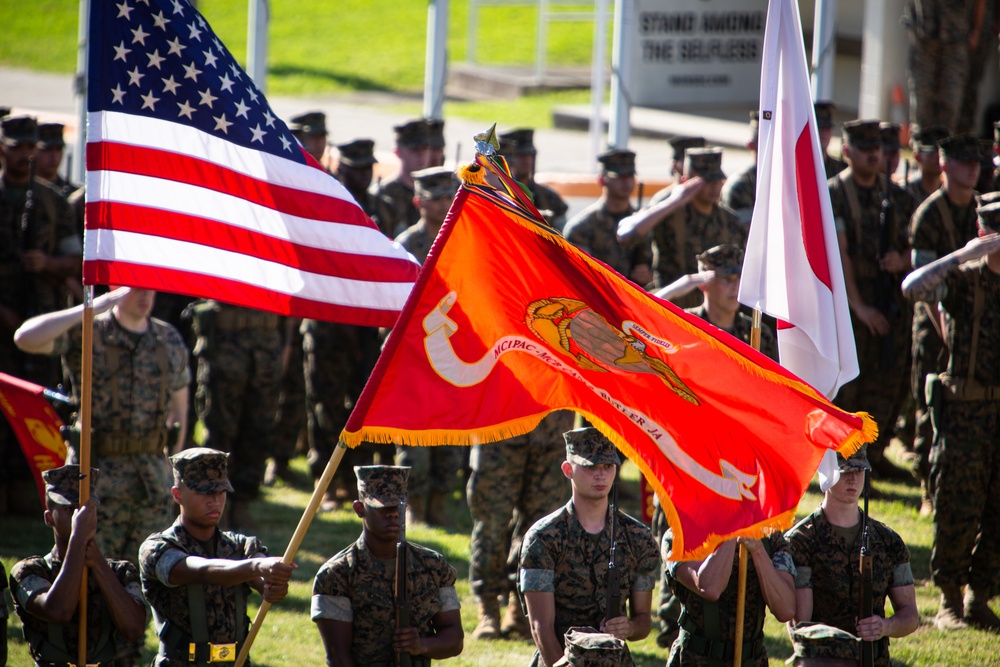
[3,443,1000,666]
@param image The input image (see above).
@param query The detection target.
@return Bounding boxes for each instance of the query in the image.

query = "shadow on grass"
[269,64,396,93]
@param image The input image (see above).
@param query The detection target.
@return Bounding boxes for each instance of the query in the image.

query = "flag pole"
[77,285,95,667]
[733,307,763,667]
[233,443,347,667]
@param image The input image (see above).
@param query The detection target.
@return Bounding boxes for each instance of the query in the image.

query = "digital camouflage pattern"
[824,153,848,179]
[518,501,660,667]
[829,173,916,466]
[684,149,726,181]
[651,204,746,308]
[271,317,307,464]
[60,310,189,561]
[311,536,460,664]
[140,518,266,666]
[786,506,911,667]
[11,550,143,665]
[193,303,281,502]
[664,530,794,667]
[555,627,625,667]
[42,464,99,506]
[902,0,969,133]
[597,150,636,177]
[468,410,573,599]
[907,188,979,477]
[302,319,382,482]
[372,177,419,238]
[563,201,652,284]
[395,220,439,265]
[170,447,234,495]
[926,258,1000,593]
[564,427,621,466]
[355,465,409,507]
[696,243,742,277]
[684,306,778,362]
[412,167,459,200]
[721,164,756,226]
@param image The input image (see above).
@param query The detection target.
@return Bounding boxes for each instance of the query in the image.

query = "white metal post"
[810,0,836,100]
[247,0,269,93]
[424,0,449,120]
[608,0,632,149]
[588,0,608,171]
[73,0,90,185]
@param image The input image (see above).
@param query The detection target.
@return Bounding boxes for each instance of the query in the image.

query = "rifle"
[858,471,874,667]
[20,155,39,319]
[604,475,622,622]
[874,180,900,369]
[395,500,411,667]
[636,182,645,211]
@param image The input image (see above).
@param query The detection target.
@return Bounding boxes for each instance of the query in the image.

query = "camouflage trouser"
[92,454,173,563]
[467,411,573,599]
[910,304,946,480]
[196,328,282,501]
[835,314,911,469]
[271,319,307,462]
[907,32,967,134]
[303,321,384,486]
[396,444,466,497]
[930,400,1000,593]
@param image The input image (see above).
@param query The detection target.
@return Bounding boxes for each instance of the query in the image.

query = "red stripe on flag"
[794,124,832,290]
[82,261,403,327]
[84,202,418,283]
[87,141,374,228]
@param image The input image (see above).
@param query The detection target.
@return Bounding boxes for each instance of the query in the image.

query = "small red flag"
[0,373,67,505]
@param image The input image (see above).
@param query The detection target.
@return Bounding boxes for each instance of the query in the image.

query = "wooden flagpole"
[77,285,95,667]
[733,308,763,667]
[233,443,347,667]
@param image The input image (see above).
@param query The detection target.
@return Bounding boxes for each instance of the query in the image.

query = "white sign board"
[629,0,768,108]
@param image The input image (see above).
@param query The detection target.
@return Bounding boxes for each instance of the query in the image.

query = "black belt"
[366,657,431,667]
[160,641,242,663]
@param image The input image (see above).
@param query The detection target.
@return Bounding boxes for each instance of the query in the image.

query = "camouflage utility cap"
[1,115,39,145]
[499,128,536,155]
[939,134,981,162]
[697,243,743,277]
[412,166,459,200]
[43,465,100,506]
[553,626,624,667]
[564,427,621,466]
[425,118,446,148]
[813,101,836,129]
[842,120,881,151]
[355,465,409,508]
[171,447,234,494]
[337,139,377,168]
[879,122,901,151]
[976,191,1000,207]
[791,622,859,660]
[394,119,431,148]
[37,123,66,149]
[597,149,636,177]
[289,111,327,136]
[978,202,1000,231]
[913,125,948,152]
[835,443,871,473]
[668,135,705,162]
[684,147,726,181]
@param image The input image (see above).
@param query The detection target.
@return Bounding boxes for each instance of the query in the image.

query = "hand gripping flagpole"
[77,285,95,667]
[233,443,347,667]
[732,309,763,667]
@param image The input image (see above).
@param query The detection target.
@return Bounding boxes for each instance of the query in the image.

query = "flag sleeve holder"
[233,443,346,667]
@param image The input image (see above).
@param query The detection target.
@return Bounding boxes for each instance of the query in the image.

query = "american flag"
[84,0,421,326]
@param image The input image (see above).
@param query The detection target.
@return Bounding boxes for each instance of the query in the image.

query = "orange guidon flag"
[342,176,875,560]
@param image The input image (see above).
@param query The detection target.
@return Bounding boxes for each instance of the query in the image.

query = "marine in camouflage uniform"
[191,302,281,525]
[646,136,706,207]
[10,465,147,667]
[498,128,570,231]
[16,288,191,561]
[371,120,432,238]
[786,447,917,666]
[518,428,660,667]
[721,112,758,226]
[830,121,917,479]
[140,448,294,667]
[663,530,795,667]
[393,168,466,523]
[645,149,747,309]
[907,135,982,503]
[902,202,1000,631]
[813,102,847,179]
[905,126,948,205]
[288,111,329,168]
[34,123,80,200]
[312,466,463,666]
[0,116,81,515]
[563,150,653,288]
[902,0,969,134]
[467,410,574,640]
